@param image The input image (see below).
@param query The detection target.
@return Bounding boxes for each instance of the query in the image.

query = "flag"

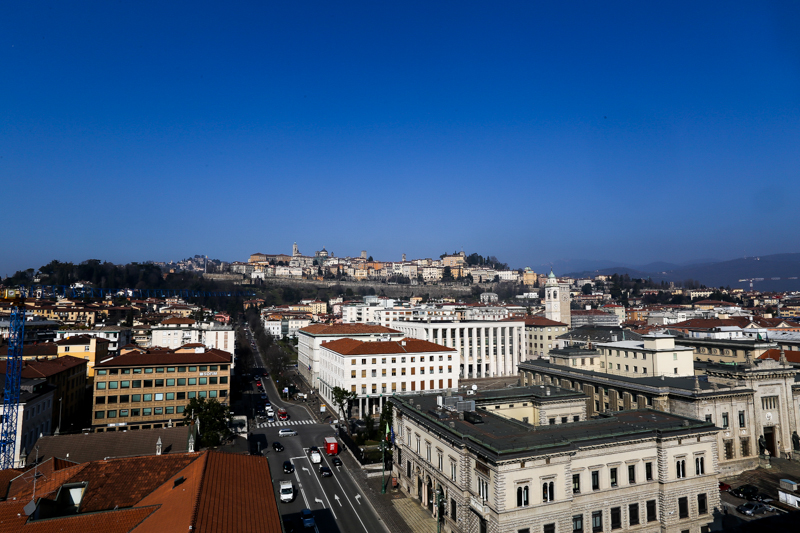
[386,423,390,442]
[390,427,395,444]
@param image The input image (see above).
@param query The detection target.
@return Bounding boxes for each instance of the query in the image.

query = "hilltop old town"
[0,244,799,533]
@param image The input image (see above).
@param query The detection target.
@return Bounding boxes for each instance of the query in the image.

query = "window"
[610,468,617,487]
[646,500,657,522]
[705,414,712,423]
[724,440,734,460]
[544,525,555,533]
[676,459,686,478]
[120,380,130,388]
[549,418,556,425]
[610,507,621,529]
[678,497,688,519]
[761,396,778,409]
[695,456,704,475]
[591,510,602,532]
[572,514,583,533]
[450,499,457,521]
[517,485,529,507]
[561,416,568,424]
[591,470,599,490]
[94,411,105,419]
[96,382,106,390]
[698,493,708,514]
[629,503,639,525]
[741,438,750,457]
[478,478,489,502]
[573,473,580,493]
[450,461,457,481]
[738,411,745,428]
[721,412,729,428]
[628,464,635,484]
[645,461,653,481]
[542,481,554,502]
[108,381,118,389]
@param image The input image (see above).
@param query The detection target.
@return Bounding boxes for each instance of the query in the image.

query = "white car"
[278,428,297,437]
[279,481,293,503]
[310,450,321,464]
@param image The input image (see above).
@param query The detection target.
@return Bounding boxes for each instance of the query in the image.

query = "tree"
[367,256,374,262]
[183,396,230,447]
[331,386,357,432]
[378,400,393,447]
[442,266,454,282]
[581,283,593,295]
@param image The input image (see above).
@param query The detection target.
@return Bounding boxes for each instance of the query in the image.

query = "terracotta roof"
[0,355,86,379]
[322,337,455,355]
[299,323,401,335]
[0,343,58,357]
[159,317,196,325]
[0,468,21,500]
[56,335,110,346]
[96,349,231,367]
[758,348,800,364]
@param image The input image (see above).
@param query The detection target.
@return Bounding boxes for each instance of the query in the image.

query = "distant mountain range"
[556,253,800,291]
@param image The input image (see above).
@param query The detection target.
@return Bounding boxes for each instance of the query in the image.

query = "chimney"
[156,437,162,455]
[188,434,195,453]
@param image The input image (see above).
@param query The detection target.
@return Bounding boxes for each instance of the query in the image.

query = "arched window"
[695,457,704,475]
[517,485,529,507]
[676,460,686,478]
[542,481,554,502]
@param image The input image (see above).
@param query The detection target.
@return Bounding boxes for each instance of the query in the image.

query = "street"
[242,324,387,533]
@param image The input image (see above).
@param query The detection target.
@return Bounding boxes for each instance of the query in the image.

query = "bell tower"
[545,269,561,323]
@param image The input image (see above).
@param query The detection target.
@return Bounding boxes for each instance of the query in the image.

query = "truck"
[324,436,338,455]
[279,481,293,503]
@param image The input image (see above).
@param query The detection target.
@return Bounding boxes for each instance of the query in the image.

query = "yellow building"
[55,334,110,378]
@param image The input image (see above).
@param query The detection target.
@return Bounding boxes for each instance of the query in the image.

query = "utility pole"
[57,397,63,434]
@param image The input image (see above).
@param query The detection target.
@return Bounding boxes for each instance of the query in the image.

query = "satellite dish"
[24,499,36,516]
[471,385,477,391]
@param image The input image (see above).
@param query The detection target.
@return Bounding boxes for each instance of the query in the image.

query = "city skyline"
[3,2,799,276]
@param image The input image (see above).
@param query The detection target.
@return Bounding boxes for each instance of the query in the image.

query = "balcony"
[470,496,484,514]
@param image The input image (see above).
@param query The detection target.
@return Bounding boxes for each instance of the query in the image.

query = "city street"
[242,325,387,533]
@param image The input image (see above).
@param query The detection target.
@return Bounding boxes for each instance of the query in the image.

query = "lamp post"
[57,397,63,434]
[436,487,444,533]
[381,437,386,494]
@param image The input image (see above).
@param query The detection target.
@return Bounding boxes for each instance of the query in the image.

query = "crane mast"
[1,289,25,469]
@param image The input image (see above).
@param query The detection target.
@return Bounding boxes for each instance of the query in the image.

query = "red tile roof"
[322,337,455,355]
[300,323,401,335]
[159,317,196,325]
[758,348,800,364]
[0,355,87,379]
[56,335,110,346]
[0,343,58,357]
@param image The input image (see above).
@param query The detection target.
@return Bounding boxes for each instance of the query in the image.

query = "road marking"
[302,467,310,475]
[355,494,361,505]
[334,494,342,506]
[314,497,324,506]
[310,460,337,519]
[321,454,367,532]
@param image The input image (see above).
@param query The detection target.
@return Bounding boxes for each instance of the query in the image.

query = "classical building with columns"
[519,351,800,475]
[390,319,526,379]
[391,388,719,533]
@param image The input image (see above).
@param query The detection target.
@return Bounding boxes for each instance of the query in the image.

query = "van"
[310,450,321,464]
[278,428,297,437]
[279,481,293,503]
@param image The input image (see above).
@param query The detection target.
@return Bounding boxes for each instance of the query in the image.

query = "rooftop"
[299,323,401,336]
[392,391,716,461]
[96,348,231,367]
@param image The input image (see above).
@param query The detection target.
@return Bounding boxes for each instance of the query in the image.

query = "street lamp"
[436,487,445,533]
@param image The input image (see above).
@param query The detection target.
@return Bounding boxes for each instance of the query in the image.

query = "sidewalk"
[294,370,437,533]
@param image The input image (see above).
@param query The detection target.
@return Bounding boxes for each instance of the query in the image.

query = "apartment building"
[149,317,234,353]
[91,346,231,432]
[392,390,719,533]
[318,338,458,417]
[56,326,132,354]
[524,316,568,359]
[297,324,405,385]
[390,319,526,378]
[0,375,55,468]
[55,334,110,378]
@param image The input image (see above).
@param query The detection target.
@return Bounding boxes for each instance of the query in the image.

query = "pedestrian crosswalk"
[255,419,317,429]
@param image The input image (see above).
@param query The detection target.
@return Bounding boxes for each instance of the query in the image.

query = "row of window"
[525,494,707,533]
[96,365,228,375]
[350,356,451,365]
[96,406,184,419]
[350,379,453,394]
[708,410,748,428]
[573,462,655,494]
[95,389,227,405]
[353,366,453,378]
[96,376,228,390]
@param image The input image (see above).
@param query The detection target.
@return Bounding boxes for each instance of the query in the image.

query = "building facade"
[390,319,526,378]
[391,390,719,533]
[524,317,568,359]
[92,347,231,432]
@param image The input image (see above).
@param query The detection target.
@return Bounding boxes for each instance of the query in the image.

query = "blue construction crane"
[1,289,25,469]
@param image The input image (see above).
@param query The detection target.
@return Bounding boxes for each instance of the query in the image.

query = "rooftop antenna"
[24,446,40,516]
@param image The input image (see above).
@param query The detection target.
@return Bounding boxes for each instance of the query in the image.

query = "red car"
[719,482,731,492]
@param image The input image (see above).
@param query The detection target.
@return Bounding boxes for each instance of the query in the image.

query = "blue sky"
[2,1,799,276]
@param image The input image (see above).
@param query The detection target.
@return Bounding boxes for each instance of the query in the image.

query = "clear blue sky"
[2,1,799,276]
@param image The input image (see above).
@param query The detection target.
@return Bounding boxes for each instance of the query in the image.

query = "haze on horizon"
[2,2,799,277]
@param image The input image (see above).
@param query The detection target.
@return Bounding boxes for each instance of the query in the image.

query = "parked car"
[273,441,284,452]
[731,484,759,500]
[283,460,294,474]
[736,502,769,516]
[300,508,315,528]
[260,393,267,400]
[719,481,731,492]
[267,416,275,423]
[755,493,774,503]
[278,428,297,437]
[332,457,342,467]
[319,466,333,477]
